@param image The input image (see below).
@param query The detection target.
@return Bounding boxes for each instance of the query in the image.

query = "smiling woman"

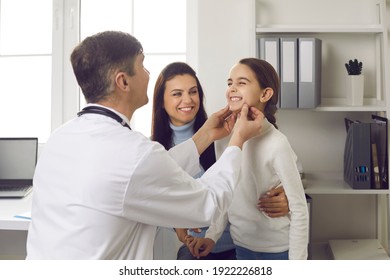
[163,74,201,126]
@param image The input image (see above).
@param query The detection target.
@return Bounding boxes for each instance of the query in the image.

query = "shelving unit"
[254,0,390,259]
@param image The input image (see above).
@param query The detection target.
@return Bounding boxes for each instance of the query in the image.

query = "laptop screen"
[0,138,38,182]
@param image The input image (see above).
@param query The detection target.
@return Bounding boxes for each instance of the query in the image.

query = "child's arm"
[274,143,309,260]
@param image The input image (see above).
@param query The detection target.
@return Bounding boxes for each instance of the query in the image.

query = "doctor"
[26,31,265,259]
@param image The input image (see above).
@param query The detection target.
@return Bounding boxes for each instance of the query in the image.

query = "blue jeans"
[235,246,288,260]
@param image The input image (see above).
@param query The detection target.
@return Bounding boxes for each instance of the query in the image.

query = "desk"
[0,193,32,230]
[0,193,32,259]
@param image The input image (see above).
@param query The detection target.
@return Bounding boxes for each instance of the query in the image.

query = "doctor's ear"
[115,72,129,90]
[260,87,274,103]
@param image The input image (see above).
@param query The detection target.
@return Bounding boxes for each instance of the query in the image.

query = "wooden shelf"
[303,172,389,195]
[278,98,387,112]
[256,25,385,34]
[313,98,386,112]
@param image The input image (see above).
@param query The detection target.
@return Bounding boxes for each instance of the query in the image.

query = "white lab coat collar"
[84,103,131,128]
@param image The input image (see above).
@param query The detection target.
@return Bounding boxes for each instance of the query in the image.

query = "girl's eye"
[172,92,182,97]
[227,82,232,86]
[189,90,198,95]
[239,82,246,85]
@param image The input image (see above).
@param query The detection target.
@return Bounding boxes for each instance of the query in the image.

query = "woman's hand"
[257,185,290,217]
[175,228,189,243]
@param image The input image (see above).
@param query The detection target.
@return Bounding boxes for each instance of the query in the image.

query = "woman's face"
[226,63,262,113]
[163,74,200,126]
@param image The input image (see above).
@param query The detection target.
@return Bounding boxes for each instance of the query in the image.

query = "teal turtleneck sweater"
[170,119,204,178]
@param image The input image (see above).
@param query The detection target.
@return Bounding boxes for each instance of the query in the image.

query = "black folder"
[343,115,388,189]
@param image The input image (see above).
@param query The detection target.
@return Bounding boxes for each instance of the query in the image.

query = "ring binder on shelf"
[258,36,322,109]
[298,38,322,108]
[258,37,281,107]
[258,37,280,76]
[343,115,388,189]
[280,38,298,108]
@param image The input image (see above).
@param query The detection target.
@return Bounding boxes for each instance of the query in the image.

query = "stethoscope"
[77,106,131,130]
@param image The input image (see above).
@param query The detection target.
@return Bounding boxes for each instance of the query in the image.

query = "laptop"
[0,138,38,198]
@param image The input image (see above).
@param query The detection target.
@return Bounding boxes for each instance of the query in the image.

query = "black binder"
[343,115,388,189]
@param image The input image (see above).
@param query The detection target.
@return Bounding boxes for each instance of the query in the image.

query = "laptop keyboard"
[0,185,31,192]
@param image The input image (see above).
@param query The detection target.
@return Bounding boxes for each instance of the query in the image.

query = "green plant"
[345,59,363,75]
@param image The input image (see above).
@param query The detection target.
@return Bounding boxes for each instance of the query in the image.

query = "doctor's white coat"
[26,109,242,259]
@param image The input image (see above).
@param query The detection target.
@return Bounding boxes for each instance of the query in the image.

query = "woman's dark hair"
[239,58,279,129]
[151,62,216,170]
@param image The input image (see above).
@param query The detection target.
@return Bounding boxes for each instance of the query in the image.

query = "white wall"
[187,0,255,112]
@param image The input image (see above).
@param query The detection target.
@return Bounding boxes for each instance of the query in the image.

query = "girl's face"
[163,74,200,126]
[226,63,264,113]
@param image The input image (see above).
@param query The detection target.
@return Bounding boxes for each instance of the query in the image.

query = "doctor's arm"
[169,105,263,178]
[167,105,235,177]
[123,106,264,229]
[193,104,263,154]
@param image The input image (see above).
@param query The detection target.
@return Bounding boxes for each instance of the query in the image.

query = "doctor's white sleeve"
[168,138,201,177]
[124,143,241,229]
[204,209,229,243]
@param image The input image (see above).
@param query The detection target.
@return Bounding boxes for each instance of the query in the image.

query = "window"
[0,0,52,141]
[0,0,186,141]
[80,0,187,136]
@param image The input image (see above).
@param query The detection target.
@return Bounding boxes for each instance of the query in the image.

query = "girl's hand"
[186,237,215,259]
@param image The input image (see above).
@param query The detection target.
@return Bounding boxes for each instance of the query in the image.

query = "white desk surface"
[0,193,32,230]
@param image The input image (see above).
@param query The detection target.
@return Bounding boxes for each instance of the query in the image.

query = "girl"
[189,58,308,260]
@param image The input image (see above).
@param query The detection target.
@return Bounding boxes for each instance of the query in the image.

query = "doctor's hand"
[203,105,236,140]
[228,104,264,149]
[192,105,236,155]
[187,237,215,259]
[257,185,290,217]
